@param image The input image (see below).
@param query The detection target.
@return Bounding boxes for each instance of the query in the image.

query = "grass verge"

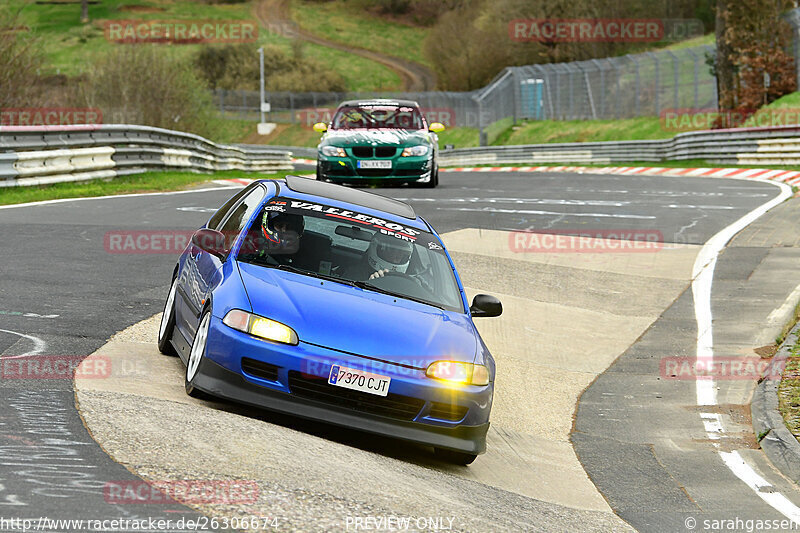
[779,337,800,444]
[0,169,296,206]
[291,0,432,68]
[13,0,400,91]
[499,117,678,145]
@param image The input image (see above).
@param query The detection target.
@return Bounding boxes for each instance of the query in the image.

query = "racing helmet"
[367,232,413,273]
[261,211,304,249]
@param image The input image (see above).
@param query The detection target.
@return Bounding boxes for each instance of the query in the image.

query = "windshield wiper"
[352,280,444,310]
[270,263,359,287]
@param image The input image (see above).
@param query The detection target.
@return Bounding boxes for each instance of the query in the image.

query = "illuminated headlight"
[426,361,490,386]
[223,309,299,345]
[320,146,346,157]
[401,145,429,157]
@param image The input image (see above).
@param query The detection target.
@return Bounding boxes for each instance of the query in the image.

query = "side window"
[218,187,266,250]
[208,183,258,230]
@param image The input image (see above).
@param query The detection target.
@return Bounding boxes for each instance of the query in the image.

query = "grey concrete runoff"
[752,321,800,484]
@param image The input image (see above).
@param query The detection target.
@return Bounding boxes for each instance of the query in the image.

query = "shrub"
[0,5,44,109]
[194,43,346,92]
[77,46,219,138]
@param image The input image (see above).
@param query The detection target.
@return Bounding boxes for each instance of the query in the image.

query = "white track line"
[0,185,239,211]
[0,329,47,358]
[691,177,798,521]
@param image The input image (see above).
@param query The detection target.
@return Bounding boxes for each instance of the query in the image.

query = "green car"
[314,99,445,188]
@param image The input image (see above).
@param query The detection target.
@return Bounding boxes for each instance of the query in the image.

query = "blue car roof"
[260,177,431,233]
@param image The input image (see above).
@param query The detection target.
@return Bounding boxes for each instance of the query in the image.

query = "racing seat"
[293,230,332,273]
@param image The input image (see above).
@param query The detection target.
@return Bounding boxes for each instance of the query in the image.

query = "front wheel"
[421,167,439,188]
[434,447,477,465]
[185,311,212,399]
[157,278,178,356]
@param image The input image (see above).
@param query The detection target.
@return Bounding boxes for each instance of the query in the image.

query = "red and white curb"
[442,165,800,185]
[217,164,800,190]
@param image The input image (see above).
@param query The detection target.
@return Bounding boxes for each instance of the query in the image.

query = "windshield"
[332,105,425,130]
[237,197,464,312]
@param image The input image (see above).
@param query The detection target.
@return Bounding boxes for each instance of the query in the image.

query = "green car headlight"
[320,146,346,157]
[401,145,430,157]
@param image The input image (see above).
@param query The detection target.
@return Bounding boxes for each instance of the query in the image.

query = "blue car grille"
[428,402,468,422]
[288,371,425,421]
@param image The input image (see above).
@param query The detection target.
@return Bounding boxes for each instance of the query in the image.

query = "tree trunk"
[80,0,89,23]
[715,0,736,111]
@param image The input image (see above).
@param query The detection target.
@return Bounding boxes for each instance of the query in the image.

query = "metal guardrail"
[0,125,293,187]
[438,125,800,166]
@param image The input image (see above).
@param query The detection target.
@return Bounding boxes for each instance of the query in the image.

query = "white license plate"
[328,365,391,396]
[357,160,392,169]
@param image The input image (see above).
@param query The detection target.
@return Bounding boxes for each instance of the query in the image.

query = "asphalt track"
[1,170,798,531]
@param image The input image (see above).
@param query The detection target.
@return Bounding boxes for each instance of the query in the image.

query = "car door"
[176,184,266,341]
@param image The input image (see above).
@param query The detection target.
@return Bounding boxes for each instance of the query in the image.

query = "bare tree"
[715,0,737,111]
[81,0,88,23]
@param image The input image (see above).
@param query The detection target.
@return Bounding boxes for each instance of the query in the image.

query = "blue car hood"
[237,262,477,367]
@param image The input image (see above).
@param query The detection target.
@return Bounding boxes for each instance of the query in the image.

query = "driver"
[346,231,413,281]
[253,211,304,262]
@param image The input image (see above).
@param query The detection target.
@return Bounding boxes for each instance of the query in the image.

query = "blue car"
[157,176,502,464]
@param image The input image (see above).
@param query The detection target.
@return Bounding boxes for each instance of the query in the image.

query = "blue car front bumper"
[193,316,492,454]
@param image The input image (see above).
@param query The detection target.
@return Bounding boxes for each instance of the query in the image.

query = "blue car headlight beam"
[223,309,299,346]
[426,361,490,386]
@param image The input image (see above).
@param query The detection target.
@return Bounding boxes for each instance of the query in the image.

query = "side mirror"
[470,294,502,318]
[313,122,328,133]
[191,228,227,259]
[429,122,445,133]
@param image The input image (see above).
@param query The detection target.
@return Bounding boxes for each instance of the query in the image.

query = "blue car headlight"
[320,146,346,157]
[401,145,430,157]
[426,361,490,386]
[223,309,299,346]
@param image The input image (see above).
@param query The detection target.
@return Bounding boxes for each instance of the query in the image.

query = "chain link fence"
[214,45,717,145]
[215,9,800,146]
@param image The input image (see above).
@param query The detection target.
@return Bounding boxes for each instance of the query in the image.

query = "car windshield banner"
[265,197,446,252]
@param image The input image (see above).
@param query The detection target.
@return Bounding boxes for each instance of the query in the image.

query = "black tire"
[185,310,212,399]
[157,278,178,356]
[434,447,477,465]
[421,167,439,188]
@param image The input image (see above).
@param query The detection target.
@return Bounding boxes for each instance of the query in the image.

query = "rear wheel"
[434,447,477,465]
[157,278,178,356]
[185,311,212,399]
